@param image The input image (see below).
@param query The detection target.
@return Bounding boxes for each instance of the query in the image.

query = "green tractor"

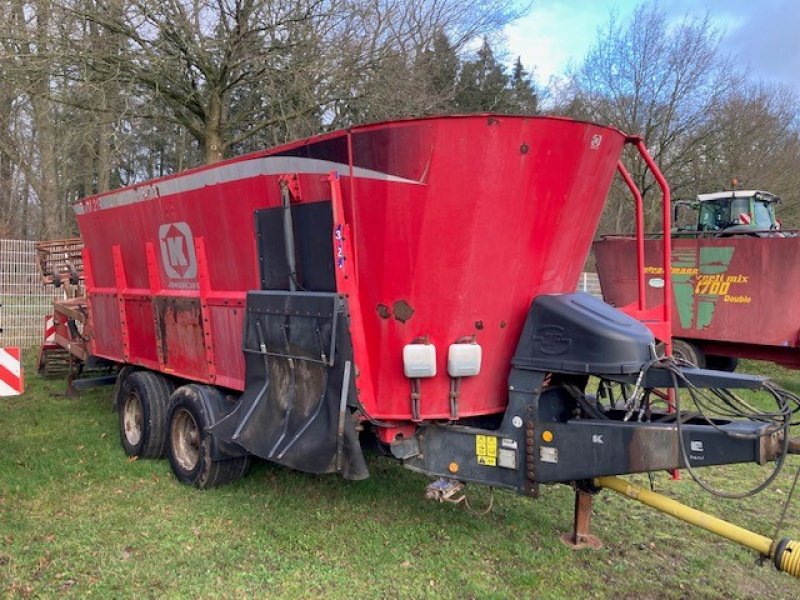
[674,190,781,236]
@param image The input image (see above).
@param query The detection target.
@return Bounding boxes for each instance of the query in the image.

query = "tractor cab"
[674,190,780,235]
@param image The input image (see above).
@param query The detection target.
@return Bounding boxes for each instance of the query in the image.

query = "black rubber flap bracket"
[210,290,368,480]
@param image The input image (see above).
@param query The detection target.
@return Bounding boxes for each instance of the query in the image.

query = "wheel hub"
[123,391,143,446]
[171,408,201,471]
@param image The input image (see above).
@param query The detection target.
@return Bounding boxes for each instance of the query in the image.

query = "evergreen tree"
[454,41,538,114]
[413,29,460,113]
[454,39,512,112]
[429,31,460,102]
[510,57,538,114]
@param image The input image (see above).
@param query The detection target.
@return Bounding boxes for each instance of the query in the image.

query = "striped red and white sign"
[0,346,24,396]
[44,315,56,343]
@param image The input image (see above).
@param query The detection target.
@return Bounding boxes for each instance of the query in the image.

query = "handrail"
[620,137,676,479]
[617,137,672,353]
[616,163,646,312]
[633,138,672,341]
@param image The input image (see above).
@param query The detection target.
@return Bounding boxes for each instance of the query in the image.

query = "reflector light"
[403,344,437,378]
[447,343,482,377]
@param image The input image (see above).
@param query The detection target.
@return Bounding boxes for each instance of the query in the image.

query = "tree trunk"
[31,0,60,238]
[204,93,225,164]
[0,96,13,230]
[97,115,113,192]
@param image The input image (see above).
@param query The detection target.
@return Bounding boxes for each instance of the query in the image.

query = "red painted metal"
[195,237,217,382]
[613,140,673,349]
[636,138,673,354]
[596,234,800,369]
[328,171,378,423]
[111,245,131,362]
[614,139,677,478]
[616,163,646,311]
[74,115,634,423]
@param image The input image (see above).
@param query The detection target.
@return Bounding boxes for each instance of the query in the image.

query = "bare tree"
[0,0,525,237]
[69,0,522,164]
[0,0,67,237]
[696,83,800,227]
[560,3,740,233]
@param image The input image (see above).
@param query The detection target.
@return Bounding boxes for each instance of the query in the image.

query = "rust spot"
[500,320,507,328]
[475,320,484,330]
[520,143,529,155]
[376,304,391,319]
[153,296,203,366]
[392,300,415,324]
[487,117,499,126]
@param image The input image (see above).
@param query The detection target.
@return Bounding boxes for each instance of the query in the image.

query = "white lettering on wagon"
[158,222,198,285]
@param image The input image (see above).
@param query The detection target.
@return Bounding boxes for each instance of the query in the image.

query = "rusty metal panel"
[89,294,124,359]
[153,297,208,380]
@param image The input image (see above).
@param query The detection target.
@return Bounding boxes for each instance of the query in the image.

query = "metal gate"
[0,239,61,348]
[577,272,602,298]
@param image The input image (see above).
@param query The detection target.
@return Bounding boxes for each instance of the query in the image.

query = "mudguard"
[210,291,368,480]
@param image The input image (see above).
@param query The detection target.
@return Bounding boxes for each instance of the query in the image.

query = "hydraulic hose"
[596,476,800,578]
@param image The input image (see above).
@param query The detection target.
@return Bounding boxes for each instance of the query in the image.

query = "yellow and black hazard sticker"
[475,434,497,467]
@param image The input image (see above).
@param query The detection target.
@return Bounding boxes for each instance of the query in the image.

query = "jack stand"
[560,488,602,549]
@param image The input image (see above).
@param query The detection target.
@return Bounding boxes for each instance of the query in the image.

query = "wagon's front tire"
[167,385,250,489]
[119,370,175,458]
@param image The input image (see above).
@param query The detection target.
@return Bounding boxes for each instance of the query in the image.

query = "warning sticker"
[476,434,497,467]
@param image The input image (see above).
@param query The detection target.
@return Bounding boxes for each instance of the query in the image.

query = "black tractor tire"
[166,385,250,489]
[671,339,706,368]
[118,370,175,458]
[705,354,739,372]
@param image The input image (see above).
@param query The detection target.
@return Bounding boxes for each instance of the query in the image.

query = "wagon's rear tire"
[119,370,175,458]
[167,385,250,489]
[671,339,705,368]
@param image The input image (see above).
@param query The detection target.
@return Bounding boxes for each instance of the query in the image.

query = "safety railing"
[616,137,672,352]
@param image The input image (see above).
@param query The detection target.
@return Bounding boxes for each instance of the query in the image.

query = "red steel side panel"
[344,118,625,419]
[75,115,626,420]
[595,236,800,349]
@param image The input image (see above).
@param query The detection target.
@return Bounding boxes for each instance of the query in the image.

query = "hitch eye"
[447,343,482,377]
[403,343,437,378]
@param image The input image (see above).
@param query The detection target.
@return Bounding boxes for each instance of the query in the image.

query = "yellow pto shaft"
[595,476,800,578]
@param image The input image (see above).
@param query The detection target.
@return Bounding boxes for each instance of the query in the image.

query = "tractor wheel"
[167,385,250,489]
[706,354,739,372]
[671,339,706,368]
[118,370,175,458]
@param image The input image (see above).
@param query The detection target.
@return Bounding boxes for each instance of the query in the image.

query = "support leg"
[560,488,602,549]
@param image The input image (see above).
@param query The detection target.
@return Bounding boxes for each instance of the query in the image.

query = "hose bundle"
[589,354,800,499]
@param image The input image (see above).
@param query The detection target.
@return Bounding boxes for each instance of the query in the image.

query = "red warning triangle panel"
[0,347,23,396]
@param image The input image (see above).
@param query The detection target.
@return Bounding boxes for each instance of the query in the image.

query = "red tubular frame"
[617,138,672,353]
[635,138,672,354]
[619,137,677,479]
[616,163,646,312]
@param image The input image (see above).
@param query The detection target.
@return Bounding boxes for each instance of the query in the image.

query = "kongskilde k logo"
[158,222,197,279]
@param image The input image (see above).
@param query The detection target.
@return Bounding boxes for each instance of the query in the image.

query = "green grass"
[1,356,800,598]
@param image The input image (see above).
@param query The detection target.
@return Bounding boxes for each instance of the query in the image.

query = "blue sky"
[504,0,800,92]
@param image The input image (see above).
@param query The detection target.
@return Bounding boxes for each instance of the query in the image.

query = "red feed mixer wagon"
[50,115,800,576]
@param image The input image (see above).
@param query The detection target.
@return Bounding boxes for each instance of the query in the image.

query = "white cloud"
[504,0,800,92]
[504,1,633,86]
